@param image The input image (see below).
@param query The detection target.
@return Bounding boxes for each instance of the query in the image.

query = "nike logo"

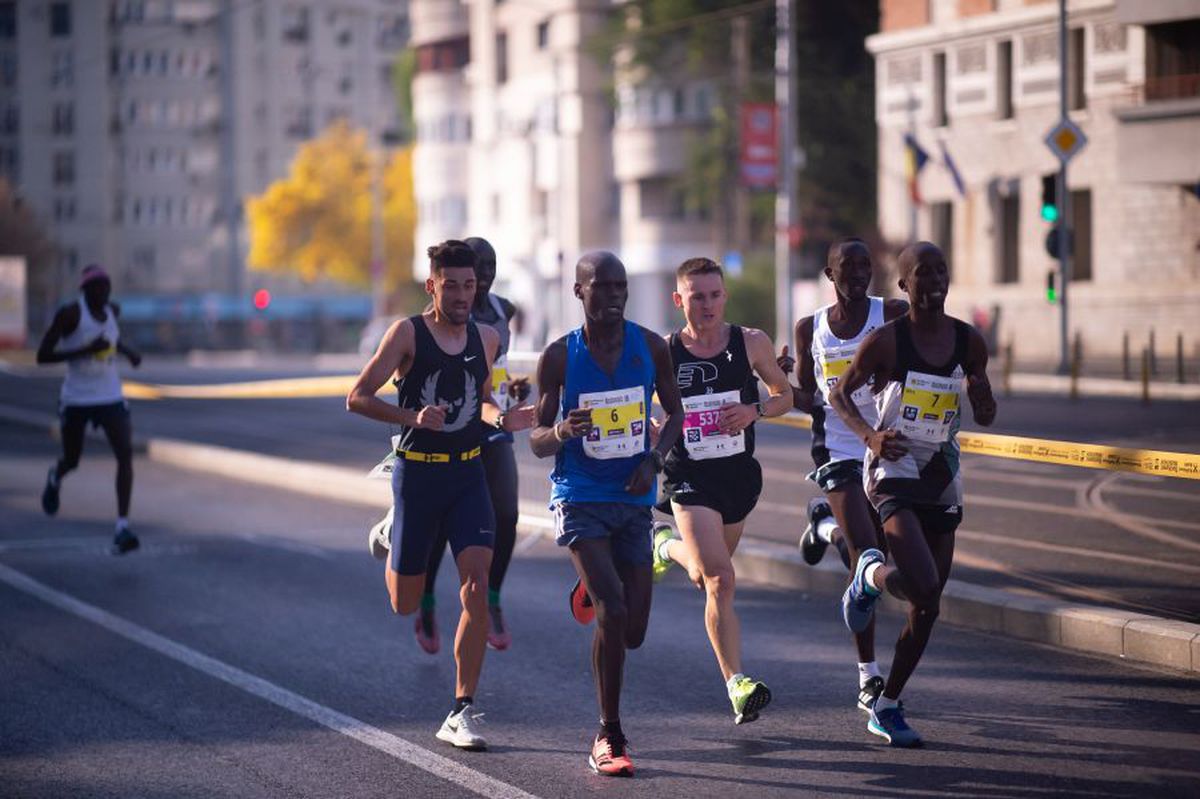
[464,356,477,362]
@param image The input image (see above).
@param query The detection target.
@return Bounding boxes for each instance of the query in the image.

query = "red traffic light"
[253,289,271,311]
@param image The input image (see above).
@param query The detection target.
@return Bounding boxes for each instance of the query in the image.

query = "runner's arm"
[346,319,428,427]
[625,330,682,494]
[965,326,997,426]
[744,328,792,418]
[36,305,103,364]
[790,317,817,413]
[830,327,907,461]
[480,325,534,432]
[530,340,590,457]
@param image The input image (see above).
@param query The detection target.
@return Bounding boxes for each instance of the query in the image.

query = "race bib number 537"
[578,386,647,460]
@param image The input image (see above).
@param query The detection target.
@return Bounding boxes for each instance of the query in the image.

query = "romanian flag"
[940,140,966,198]
[903,133,930,205]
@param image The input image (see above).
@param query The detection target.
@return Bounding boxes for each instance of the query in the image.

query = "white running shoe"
[436,705,487,750]
[368,508,392,561]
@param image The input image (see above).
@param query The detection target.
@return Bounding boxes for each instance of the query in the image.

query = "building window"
[282,5,309,44]
[1144,19,1200,102]
[0,3,16,39]
[284,104,312,139]
[52,102,73,136]
[377,13,407,50]
[52,150,75,186]
[50,2,71,38]
[0,145,16,179]
[53,195,76,222]
[1,103,16,135]
[1068,27,1086,111]
[996,40,1013,120]
[1069,189,1092,281]
[537,20,549,50]
[932,51,947,127]
[51,51,74,88]
[996,193,1019,284]
[496,33,508,84]
[639,177,686,220]
[930,201,953,275]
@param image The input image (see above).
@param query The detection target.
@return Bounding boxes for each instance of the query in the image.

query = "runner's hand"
[625,457,657,495]
[776,344,795,374]
[508,376,531,402]
[560,408,594,439]
[501,403,537,432]
[868,429,908,461]
[648,415,663,447]
[716,403,755,435]
[967,375,996,426]
[416,404,448,431]
[86,336,111,354]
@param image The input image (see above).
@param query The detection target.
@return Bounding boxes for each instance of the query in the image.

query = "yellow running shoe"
[729,676,772,725]
[651,523,678,583]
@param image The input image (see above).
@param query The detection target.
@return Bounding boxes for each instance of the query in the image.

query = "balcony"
[1115,73,1200,184]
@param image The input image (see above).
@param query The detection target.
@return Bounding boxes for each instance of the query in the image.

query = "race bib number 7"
[897,371,960,444]
[578,386,647,460]
[682,390,746,461]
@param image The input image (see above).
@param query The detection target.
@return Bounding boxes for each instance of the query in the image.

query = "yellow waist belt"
[397,446,482,463]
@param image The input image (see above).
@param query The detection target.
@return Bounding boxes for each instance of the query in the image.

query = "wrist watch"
[753,401,765,418]
[494,410,507,430]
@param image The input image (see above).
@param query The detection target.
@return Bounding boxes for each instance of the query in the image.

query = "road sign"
[1044,118,1088,163]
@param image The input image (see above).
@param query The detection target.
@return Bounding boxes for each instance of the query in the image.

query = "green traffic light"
[1041,204,1059,223]
[1046,288,1057,303]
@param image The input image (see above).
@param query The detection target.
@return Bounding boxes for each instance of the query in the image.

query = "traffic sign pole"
[1056,0,1070,375]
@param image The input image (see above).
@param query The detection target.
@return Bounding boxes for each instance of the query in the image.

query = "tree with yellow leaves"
[246,121,415,295]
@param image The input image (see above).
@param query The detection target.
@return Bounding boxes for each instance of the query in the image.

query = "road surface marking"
[0,562,541,799]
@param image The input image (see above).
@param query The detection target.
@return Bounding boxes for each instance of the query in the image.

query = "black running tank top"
[668,324,760,463]
[395,315,489,453]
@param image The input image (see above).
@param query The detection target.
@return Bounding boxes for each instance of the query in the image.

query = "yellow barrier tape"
[123,377,1199,479]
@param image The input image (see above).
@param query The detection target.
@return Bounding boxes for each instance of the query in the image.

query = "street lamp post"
[774,0,798,349]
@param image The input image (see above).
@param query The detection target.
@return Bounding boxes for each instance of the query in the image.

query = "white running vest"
[59,298,124,406]
[811,297,884,463]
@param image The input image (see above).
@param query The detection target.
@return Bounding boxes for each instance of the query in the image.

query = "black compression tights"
[422,439,519,601]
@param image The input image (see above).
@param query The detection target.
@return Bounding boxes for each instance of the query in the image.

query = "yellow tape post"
[123,377,1199,480]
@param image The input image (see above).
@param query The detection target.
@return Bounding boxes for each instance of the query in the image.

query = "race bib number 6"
[682,390,746,461]
[897,371,960,444]
[578,386,647,460]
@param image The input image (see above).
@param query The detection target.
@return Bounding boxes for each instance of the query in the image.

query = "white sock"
[863,562,882,596]
[726,673,745,693]
[116,517,129,531]
[857,661,882,688]
[816,516,838,544]
[874,694,899,713]
[658,536,676,563]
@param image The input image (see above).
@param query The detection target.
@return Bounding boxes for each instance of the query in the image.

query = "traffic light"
[1044,226,1073,259]
[1046,270,1057,304]
[1040,174,1059,223]
[253,288,271,311]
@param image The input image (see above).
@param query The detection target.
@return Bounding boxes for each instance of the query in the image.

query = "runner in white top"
[779,238,908,713]
[36,265,143,554]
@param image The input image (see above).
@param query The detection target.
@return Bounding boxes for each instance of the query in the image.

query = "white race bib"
[682,390,746,461]
[818,342,872,405]
[896,371,960,444]
[368,434,404,479]
[491,354,511,412]
[578,386,647,460]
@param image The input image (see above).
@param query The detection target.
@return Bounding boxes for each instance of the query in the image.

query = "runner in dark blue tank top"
[648,258,793,726]
[347,240,535,753]
[531,251,684,777]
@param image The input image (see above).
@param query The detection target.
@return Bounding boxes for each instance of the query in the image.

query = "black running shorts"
[659,456,763,525]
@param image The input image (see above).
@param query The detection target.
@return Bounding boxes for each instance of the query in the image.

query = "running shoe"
[858,675,885,712]
[487,604,511,651]
[729,676,772,725]
[800,497,832,565]
[41,466,60,516]
[569,578,594,625]
[868,703,923,748]
[414,608,440,654]
[367,509,392,561]
[110,527,139,556]
[589,733,634,777]
[842,547,884,633]
[436,704,487,750]
[651,522,678,583]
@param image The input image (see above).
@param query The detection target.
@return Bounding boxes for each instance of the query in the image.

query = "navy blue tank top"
[395,315,489,454]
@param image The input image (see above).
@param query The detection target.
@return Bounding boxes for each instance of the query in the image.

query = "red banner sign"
[739,103,778,189]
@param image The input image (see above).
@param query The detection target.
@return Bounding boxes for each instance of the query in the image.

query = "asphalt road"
[2,423,1198,799]
[2,363,1199,622]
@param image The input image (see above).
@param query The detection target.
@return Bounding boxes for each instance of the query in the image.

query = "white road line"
[0,562,541,799]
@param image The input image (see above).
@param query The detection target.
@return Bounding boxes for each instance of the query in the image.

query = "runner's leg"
[670,503,742,679]
[57,406,86,480]
[98,404,134,518]
[452,545,492,698]
[826,487,879,663]
[484,440,519,595]
[569,538,628,724]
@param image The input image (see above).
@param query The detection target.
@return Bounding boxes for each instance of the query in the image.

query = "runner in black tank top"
[827,242,997,749]
[649,258,794,727]
[347,240,535,753]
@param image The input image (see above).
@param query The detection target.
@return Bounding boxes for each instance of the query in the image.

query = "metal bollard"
[1122,332,1130,381]
[1069,332,1081,400]
[1141,348,1151,405]
[1178,333,1185,384]
[1003,341,1013,397]
[1149,329,1157,376]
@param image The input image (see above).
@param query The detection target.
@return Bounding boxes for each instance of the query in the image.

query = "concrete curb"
[4,403,1196,676]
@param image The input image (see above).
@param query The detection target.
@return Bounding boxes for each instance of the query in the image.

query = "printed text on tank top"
[814,298,883,407]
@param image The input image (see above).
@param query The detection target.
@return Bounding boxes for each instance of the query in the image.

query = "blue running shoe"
[868,704,923,748]
[842,547,884,633]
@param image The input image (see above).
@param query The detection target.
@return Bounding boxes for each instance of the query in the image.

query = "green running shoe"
[651,522,678,583]
[729,676,772,725]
